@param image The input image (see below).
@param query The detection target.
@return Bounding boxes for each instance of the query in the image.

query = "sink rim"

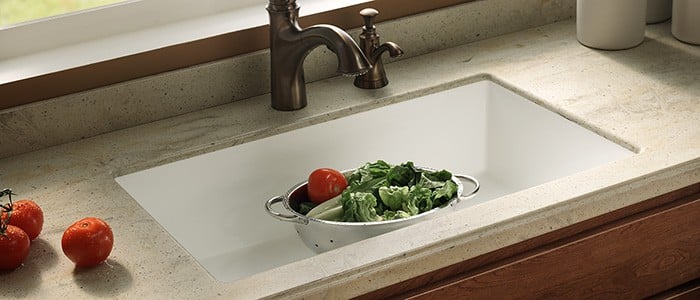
[112,74,640,178]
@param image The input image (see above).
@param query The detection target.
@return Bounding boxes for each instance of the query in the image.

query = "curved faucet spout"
[267,0,370,111]
[370,41,404,62]
[302,25,371,75]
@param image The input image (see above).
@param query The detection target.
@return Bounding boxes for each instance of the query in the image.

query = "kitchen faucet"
[267,0,371,111]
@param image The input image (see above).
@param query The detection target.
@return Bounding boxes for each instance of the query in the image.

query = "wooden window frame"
[0,0,474,111]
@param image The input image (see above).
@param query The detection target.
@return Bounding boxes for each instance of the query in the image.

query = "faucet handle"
[354,8,403,89]
[360,8,379,30]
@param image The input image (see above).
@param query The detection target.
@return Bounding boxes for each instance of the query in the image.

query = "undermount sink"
[115,79,634,282]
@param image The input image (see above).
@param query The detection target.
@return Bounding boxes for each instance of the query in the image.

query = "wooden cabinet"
[358,184,700,299]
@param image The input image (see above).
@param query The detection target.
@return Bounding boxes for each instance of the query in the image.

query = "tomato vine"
[0,188,16,235]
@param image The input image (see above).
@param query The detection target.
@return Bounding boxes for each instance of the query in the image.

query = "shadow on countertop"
[73,259,133,297]
[0,239,134,298]
[0,238,59,298]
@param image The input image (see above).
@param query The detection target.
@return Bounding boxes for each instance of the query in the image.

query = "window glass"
[0,0,127,28]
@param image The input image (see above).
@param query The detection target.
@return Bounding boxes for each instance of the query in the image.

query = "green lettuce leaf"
[425,169,453,182]
[341,192,382,222]
[386,162,419,186]
[432,180,458,206]
[409,185,434,212]
[378,186,419,215]
[346,160,392,186]
[382,210,412,220]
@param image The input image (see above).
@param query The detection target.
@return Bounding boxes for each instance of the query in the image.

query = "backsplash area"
[0,0,574,159]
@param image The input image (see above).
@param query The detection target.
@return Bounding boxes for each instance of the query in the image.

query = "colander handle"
[265,195,308,225]
[455,174,480,199]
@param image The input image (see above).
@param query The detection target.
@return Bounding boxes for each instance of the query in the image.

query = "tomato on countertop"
[0,224,30,270]
[1,199,44,240]
[307,168,348,204]
[0,189,32,270]
[61,217,114,268]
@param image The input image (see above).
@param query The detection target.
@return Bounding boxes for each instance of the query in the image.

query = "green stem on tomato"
[0,188,15,235]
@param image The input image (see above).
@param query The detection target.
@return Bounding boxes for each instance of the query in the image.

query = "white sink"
[116,80,634,282]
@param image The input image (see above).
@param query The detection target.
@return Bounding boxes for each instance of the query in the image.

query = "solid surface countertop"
[0,19,698,299]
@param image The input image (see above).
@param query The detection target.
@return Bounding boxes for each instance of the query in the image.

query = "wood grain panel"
[409,194,700,299]
[648,278,700,300]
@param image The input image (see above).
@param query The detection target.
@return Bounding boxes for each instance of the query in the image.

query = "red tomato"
[0,225,31,270]
[61,217,114,268]
[1,199,44,240]
[307,168,348,204]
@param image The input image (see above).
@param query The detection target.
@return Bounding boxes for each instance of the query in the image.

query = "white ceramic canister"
[647,0,672,23]
[577,0,647,50]
[672,0,700,45]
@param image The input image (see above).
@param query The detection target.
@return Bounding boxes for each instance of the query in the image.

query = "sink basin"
[116,79,634,282]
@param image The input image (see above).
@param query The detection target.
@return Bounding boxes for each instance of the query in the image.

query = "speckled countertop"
[0,17,699,299]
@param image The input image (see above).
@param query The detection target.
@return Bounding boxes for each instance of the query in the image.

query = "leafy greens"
[306,160,459,222]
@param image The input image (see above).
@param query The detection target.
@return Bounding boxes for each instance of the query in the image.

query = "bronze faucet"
[354,8,404,89]
[267,0,371,111]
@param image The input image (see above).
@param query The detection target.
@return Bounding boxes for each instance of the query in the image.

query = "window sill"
[0,0,470,111]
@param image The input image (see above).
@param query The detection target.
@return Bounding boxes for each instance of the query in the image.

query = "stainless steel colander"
[265,168,479,253]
